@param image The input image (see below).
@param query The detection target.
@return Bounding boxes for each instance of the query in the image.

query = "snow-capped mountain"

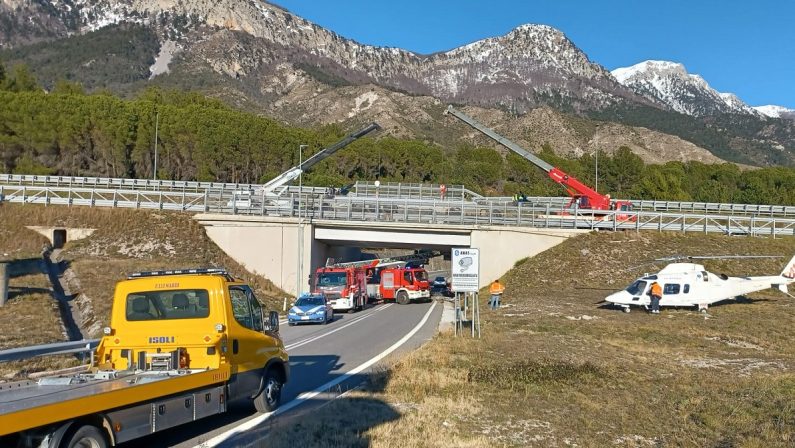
[0,0,650,113]
[753,105,795,120]
[1,0,794,166]
[611,60,759,117]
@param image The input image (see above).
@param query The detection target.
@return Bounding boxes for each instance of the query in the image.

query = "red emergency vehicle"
[313,266,367,313]
[379,266,431,304]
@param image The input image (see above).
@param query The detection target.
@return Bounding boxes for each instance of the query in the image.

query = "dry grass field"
[265,231,795,447]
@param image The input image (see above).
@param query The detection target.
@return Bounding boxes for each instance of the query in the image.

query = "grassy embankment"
[265,231,795,447]
[0,204,285,377]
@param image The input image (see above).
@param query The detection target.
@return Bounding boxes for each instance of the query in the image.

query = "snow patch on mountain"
[612,60,758,117]
[753,105,795,119]
[719,93,761,116]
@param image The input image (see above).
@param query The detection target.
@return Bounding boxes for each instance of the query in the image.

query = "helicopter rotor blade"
[652,255,783,262]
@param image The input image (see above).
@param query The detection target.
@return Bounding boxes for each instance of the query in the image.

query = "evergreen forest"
[1,60,794,206]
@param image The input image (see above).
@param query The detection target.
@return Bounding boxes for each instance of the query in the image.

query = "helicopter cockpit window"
[683,284,690,294]
[663,284,680,295]
[626,280,647,296]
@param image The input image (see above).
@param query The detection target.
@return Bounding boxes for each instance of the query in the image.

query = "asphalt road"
[119,300,442,448]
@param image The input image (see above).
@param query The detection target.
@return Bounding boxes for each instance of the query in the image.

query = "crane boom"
[261,122,381,195]
[444,105,615,211]
[444,106,554,172]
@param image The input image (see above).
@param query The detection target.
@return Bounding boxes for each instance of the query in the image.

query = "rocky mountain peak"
[611,59,756,117]
[753,105,795,120]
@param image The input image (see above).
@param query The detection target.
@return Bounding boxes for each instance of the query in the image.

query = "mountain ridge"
[1,0,794,166]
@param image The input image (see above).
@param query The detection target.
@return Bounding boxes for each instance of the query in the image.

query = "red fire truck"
[313,266,367,313]
[324,251,440,305]
[379,266,431,305]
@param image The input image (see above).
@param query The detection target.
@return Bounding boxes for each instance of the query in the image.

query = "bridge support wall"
[196,215,358,296]
[195,214,584,296]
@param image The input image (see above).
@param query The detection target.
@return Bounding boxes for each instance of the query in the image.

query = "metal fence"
[0,339,99,363]
[351,181,480,201]
[0,173,260,193]
[4,174,793,218]
[472,195,795,217]
[3,181,795,237]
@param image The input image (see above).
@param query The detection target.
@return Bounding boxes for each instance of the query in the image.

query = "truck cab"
[313,266,366,313]
[100,269,288,404]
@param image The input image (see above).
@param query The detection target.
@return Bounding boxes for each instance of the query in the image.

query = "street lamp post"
[594,149,599,193]
[297,144,308,298]
[153,111,159,181]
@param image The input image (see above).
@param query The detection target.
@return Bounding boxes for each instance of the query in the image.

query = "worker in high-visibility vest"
[649,281,662,314]
[489,279,505,310]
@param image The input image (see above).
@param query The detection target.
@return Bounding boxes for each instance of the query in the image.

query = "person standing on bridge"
[489,279,505,310]
[440,184,447,200]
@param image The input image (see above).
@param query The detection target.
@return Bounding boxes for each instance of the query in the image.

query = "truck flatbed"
[0,366,230,436]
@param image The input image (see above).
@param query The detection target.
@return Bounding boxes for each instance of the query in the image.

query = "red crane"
[445,106,634,218]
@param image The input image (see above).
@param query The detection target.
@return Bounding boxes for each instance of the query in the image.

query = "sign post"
[451,248,480,338]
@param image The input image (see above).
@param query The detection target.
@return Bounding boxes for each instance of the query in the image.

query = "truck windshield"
[317,273,347,287]
[126,289,210,321]
[414,271,428,282]
[625,281,647,296]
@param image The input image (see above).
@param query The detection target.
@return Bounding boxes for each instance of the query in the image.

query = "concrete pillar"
[0,262,8,307]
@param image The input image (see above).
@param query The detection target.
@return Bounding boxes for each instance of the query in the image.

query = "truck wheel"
[65,425,107,448]
[253,368,283,412]
[396,291,409,305]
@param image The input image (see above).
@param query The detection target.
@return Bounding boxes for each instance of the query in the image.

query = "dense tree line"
[0,63,794,205]
[0,23,158,92]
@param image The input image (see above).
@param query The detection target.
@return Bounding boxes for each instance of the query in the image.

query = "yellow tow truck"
[0,268,289,448]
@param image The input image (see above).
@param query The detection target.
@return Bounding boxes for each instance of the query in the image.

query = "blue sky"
[272,0,794,108]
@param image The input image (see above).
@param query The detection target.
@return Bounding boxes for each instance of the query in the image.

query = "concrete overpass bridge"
[4,174,795,296]
[195,214,583,296]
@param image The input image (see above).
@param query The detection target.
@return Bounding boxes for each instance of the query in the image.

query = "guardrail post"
[545,204,550,228]
[0,262,8,307]
[204,190,209,212]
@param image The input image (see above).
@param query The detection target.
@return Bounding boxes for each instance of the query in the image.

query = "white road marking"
[201,301,437,447]
[284,304,392,350]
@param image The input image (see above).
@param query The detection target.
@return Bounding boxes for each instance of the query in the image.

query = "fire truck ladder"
[326,250,443,268]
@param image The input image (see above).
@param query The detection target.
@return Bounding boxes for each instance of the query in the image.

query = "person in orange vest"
[440,184,447,200]
[649,281,662,314]
[489,279,505,310]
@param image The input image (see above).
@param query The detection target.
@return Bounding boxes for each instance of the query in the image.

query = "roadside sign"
[451,248,479,292]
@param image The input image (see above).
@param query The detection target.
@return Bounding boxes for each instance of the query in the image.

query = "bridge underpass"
[195,214,584,296]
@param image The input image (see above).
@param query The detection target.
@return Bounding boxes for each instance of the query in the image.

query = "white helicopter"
[605,255,795,313]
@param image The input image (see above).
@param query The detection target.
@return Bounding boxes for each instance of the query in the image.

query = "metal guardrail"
[0,174,260,193]
[3,183,795,236]
[4,174,793,218]
[3,183,795,237]
[471,195,795,217]
[351,181,479,201]
[0,339,99,363]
